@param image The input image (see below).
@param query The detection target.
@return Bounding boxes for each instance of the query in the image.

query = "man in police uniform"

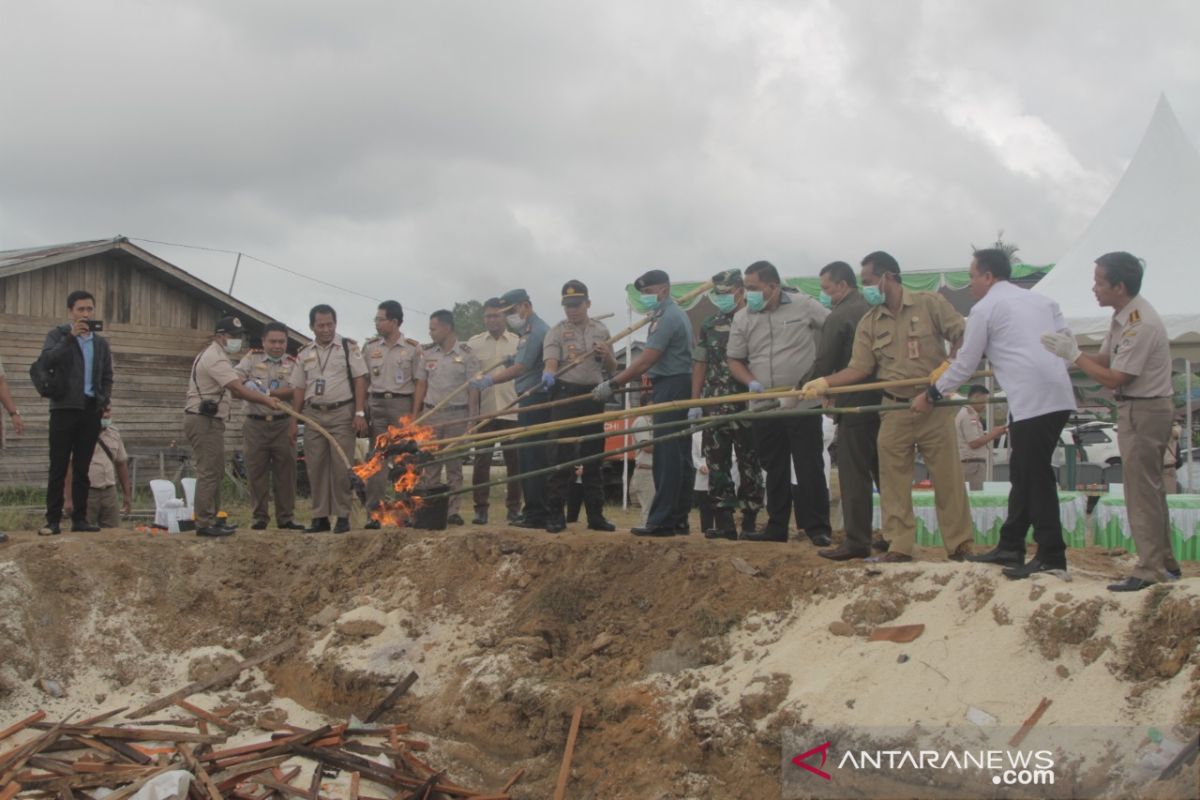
[235,321,303,530]
[468,298,522,525]
[689,268,764,539]
[727,260,831,544]
[414,309,480,525]
[290,304,369,534]
[186,316,281,537]
[361,300,421,528]
[594,269,694,536]
[1042,251,1183,590]
[471,289,552,527]
[803,251,973,563]
[956,386,1005,491]
[542,280,619,533]
[812,261,884,560]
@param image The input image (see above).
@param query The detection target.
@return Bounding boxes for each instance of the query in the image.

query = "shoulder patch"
[365,335,381,344]
[343,337,358,347]
[459,342,472,352]
[406,337,420,346]
[1129,309,1141,324]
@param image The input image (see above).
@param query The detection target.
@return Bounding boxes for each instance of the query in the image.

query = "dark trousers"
[997,409,1071,564]
[566,481,584,522]
[471,418,522,515]
[837,416,880,551]
[753,414,830,538]
[545,383,606,522]
[517,391,551,523]
[47,401,103,524]
[647,374,694,528]
[693,489,713,532]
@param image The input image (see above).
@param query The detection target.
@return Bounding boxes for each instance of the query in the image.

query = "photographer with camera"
[185,316,281,537]
[38,290,114,536]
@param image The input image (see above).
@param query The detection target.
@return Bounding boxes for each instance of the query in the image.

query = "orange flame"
[353,416,436,527]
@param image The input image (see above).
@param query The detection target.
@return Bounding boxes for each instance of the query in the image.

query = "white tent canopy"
[1033,95,1200,344]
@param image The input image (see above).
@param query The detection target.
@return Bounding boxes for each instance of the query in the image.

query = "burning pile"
[352,418,436,528]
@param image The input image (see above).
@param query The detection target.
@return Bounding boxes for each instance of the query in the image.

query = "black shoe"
[363,519,381,530]
[1167,569,1182,581]
[216,521,238,532]
[333,517,351,534]
[71,521,101,532]
[446,514,465,526]
[808,532,833,547]
[632,525,675,537]
[305,518,331,533]
[0,532,8,544]
[1108,576,1157,592]
[704,527,737,540]
[743,525,787,543]
[506,511,522,524]
[967,547,1024,567]
[705,510,737,540]
[278,521,305,531]
[741,512,758,535]
[545,518,567,534]
[587,517,617,532]
[513,518,546,529]
[872,536,890,552]
[38,523,61,536]
[675,522,691,535]
[251,520,268,531]
[1003,558,1065,580]
[472,512,488,525]
[197,526,235,538]
[818,545,871,561]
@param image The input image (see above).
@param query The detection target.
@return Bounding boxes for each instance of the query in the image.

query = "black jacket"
[41,324,114,411]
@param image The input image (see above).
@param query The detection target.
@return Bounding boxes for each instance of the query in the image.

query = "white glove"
[747,380,765,393]
[687,407,703,422]
[1040,331,1080,363]
[592,380,614,402]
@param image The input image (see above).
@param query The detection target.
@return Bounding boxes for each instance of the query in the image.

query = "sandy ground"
[2,521,1198,799]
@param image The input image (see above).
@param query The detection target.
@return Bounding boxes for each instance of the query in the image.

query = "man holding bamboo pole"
[470,289,552,528]
[802,251,973,563]
[727,260,831,545]
[593,269,694,536]
[467,298,522,525]
[542,280,619,533]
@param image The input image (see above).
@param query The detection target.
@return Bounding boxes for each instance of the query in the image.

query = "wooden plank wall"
[0,254,256,488]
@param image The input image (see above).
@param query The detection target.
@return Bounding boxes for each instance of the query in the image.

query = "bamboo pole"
[410,356,509,427]
[429,371,992,450]
[461,385,640,427]
[270,404,354,471]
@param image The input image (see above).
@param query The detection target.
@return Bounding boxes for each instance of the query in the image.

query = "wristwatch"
[355,411,365,417]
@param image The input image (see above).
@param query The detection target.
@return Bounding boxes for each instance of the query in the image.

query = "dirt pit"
[2,529,1199,798]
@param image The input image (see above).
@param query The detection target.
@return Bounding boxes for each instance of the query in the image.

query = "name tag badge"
[395,370,405,384]
[314,378,326,396]
[426,360,438,371]
[907,339,921,359]
[371,366,381,376]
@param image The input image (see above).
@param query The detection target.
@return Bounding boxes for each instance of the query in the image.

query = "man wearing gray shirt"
[727,260,831,544]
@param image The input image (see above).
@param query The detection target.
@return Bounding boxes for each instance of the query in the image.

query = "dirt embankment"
[2,530,1198,799]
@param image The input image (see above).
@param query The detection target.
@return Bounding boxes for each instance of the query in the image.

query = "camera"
[199,399,221,417]
[86,320,104,332]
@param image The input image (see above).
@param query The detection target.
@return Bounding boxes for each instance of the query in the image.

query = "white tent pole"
[1187,359,1194,492]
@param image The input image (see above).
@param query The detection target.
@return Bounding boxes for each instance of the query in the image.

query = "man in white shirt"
[913,249,1076,578]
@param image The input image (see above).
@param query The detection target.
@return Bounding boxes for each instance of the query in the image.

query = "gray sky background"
[2,0,1198,340]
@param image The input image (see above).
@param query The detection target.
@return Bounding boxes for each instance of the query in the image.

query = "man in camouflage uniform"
[689,268,764,539]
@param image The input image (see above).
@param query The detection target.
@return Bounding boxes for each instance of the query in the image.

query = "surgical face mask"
[818,291,833,309]
[710,292,737,314]
[223,338,243,354]
[506,313,525,331]
[745,290,766,313]
[639,293,661,311]
[100,418,112,429]
[863,284,884,306]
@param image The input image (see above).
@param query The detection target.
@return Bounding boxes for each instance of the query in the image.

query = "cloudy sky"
[2,0,1198,339]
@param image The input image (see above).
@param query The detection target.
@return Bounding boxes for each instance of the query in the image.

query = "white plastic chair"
[151,480,179,529]
[983,481,1011,493]
[181,477,197,520]
[1108,482,1124,498]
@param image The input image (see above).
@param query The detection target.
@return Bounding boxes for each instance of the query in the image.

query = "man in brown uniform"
[235,322,303,531]
[803,251,973,563]
[956,386,1006,491]
[186,316,282,537]
[467,298,522,525]
[1041,251,1182,590]
[542,280,619,533]
[413,309,481,525]
[65,405,132,529]
[290,304,369,534]
[361,300,421,528]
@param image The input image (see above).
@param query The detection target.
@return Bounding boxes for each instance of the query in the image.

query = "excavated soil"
[2,528,1199,798]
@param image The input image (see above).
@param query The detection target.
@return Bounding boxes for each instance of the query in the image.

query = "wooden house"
[0,237,309,488]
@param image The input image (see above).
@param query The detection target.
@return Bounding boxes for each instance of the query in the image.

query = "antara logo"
[791,741,833,780]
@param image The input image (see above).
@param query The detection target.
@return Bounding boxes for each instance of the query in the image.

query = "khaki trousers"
[877,406,971,556]
[305,404,356,520]
[184,413,226,528]
[1163,466,1178,495]
[631,466,655,526]
[961,460,986,491]
[1117,398,1182,581]
[365,395,414,510]
[86,484,121,529]
[243,416,297,525]
[419,406,469,516]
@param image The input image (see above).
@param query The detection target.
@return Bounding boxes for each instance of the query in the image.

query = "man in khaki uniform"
[1164,421,1182,495]
[235,322,303,531]
[1042,251,1182,590]
[413,309,481,525]
[361,300,421,528]
[467,297,522,525]
[956,386,1006,490]
[290,304,368,534]
[803,251,973,562]
[65,405,131,528]
[186,316,281,537]
[542,280,619,533]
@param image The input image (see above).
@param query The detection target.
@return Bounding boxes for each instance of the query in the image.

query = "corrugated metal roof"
[0,237,121,274]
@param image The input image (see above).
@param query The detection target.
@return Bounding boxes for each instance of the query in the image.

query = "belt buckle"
[384,392,395,399]
[264,414,275,422]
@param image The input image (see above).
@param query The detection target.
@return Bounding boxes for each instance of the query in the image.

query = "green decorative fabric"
[871,490,1087,549]
[1094,494,1200,561]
